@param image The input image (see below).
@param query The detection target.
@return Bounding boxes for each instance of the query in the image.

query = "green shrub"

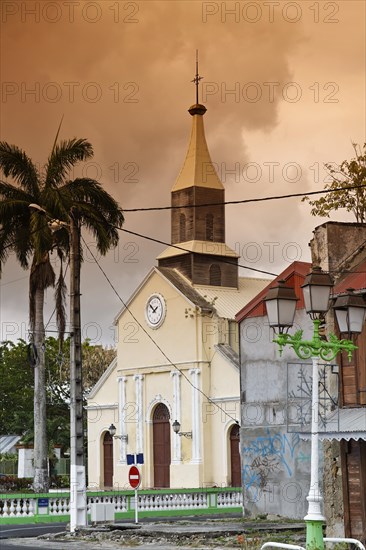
[0,476,33,493]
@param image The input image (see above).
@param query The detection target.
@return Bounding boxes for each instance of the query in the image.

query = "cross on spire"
[191,49,203,104]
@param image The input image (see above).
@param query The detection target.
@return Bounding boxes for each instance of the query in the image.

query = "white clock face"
[145,294,166,328]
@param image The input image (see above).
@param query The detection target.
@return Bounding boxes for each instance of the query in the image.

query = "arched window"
[206,213,214,241]
[209,264,221,286]
[179,214,186,242]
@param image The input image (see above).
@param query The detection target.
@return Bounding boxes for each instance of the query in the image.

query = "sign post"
[128,465,141,524]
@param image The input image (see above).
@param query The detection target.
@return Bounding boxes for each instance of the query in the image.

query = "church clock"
[145,294,166,329]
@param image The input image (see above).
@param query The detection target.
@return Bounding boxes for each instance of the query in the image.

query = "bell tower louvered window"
[206,213,214,241]
[179,213,186,242]
[209,264,221,286]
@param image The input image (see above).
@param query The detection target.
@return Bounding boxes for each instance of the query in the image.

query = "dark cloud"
[1,0,364,345]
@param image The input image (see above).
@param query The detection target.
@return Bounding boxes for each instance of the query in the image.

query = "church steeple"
[172,104,224,192]
[172,52,223,193]
[157,59,239,288]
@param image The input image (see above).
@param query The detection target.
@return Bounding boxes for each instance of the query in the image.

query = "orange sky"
[1,0,365,345]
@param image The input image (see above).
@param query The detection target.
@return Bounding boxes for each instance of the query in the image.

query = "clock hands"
[146,295,165,328]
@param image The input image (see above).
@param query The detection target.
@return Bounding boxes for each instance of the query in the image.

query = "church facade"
[86,99,269,490]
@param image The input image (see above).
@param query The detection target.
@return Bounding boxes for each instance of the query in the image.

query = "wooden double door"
[103,432,113,488]
[230,424,241,487]
[341,439,366,543]
[153,403,171,488]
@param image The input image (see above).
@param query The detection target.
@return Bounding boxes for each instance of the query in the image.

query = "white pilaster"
[189,368,202,464]
[134,374,144,454]
[118,376,128,463]
[171,371,182,464]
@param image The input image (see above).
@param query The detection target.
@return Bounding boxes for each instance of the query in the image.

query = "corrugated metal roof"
[300,408,366,442]
[194,276,270,319]
[0,435,21,454]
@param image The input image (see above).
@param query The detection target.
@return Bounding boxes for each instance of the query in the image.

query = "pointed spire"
[172,55,223,192]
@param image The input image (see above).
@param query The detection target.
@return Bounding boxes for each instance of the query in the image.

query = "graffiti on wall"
[242,429,301,499]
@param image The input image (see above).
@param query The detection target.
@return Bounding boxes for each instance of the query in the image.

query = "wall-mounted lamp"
[172,420,192,438]
[108,423,128,443]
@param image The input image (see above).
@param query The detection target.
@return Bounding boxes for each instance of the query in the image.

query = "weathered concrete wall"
[239,310,315,519]
[310,222,366,273]
[323,439,344,538]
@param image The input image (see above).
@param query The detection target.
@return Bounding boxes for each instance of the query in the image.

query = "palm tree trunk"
[33,286,49,492]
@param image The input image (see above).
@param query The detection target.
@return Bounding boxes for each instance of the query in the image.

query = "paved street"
[1,540,210,550]
[0,523,67,539]
[0,518,306,550]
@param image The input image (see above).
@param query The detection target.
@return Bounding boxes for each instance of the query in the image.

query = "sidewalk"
[3,516,306,550]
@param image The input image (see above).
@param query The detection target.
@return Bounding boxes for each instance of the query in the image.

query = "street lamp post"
[264,268,366,550]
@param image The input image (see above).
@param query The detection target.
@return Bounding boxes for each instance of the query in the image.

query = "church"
[86,90,270,490]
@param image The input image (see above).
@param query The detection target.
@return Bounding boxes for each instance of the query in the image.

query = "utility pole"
[69,209,87,531]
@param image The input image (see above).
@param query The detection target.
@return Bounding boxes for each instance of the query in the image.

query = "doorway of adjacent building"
[153,403,171,488]
[341,438,366,543]
[230,424,241,487]
[103,431,113,488]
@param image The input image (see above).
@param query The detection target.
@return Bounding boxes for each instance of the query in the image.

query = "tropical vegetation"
[303,142,366,223]
[0,137,123,491]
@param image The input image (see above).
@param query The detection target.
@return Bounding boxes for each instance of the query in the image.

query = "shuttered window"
[206,213,214,241]
[210,264,221,286]
[179,214,186,242]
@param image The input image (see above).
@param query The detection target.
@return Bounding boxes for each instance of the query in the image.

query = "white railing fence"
[0,489,243,520]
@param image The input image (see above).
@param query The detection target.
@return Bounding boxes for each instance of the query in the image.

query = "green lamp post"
[264,267,366,550]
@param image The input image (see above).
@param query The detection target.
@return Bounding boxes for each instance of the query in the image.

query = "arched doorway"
[103,432,113,488]
[230,424,241,487]
[153,403,171,488]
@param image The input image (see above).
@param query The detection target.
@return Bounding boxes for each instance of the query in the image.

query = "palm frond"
[55,251,67,343]
[45,139,94,188]
[0,182,37,269]
[50,115,64,156]
[60,178,124,254]
[0,142,39,195]
[29,210,54,259]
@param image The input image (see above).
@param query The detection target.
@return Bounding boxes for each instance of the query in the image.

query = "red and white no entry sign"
[128,466,141,489]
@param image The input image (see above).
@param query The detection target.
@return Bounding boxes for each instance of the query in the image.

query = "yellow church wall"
[116,270,199,369]
[86,407,118,489]
[87,379,119,411]
[87,268,243,490]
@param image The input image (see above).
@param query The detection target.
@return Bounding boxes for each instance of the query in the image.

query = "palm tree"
[0,138,124,492]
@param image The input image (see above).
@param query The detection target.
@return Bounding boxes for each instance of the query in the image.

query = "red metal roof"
[334,259,366,293]
[235,261,312,322]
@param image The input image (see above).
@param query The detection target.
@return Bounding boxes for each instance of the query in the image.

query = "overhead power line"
[123,183,366,212]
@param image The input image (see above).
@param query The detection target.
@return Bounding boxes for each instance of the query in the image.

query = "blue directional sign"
[126,453,144,465]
